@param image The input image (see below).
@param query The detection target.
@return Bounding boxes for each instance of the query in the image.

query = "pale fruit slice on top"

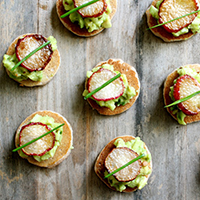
[74,0,107,18]
[159,0,199,33]
[105,147,142,182]
[88,68,124,101]
[16,34,53,71]
[19,122,55,156]
[173,74,200,115]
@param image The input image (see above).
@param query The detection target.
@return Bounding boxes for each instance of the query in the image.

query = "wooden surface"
[0,0,200,199]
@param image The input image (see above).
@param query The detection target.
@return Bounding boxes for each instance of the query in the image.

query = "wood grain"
[0,0,200,199]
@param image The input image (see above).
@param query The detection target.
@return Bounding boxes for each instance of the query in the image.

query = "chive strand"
[104,153,145,179]
[12,123,64,152]
[84,73,121,100]
[148,9,200,30]
[165,91,200,108]
[61,0,99,18]
[11,40,51,71]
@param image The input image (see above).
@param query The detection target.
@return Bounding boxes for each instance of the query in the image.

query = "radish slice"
[19,122,55,156]
[88,68,124,101]
[16,34,53,71]
[159,0,199,33]
[173,74,200,115]
[105,147,142,182]
[73,0,107,18]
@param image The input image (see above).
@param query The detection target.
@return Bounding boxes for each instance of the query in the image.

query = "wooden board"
[0,0,200,199]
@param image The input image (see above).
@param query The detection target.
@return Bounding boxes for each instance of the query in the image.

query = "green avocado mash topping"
[3,36,57,82]
[82,64,137,110]
[169,66,200,125]
[19,114,63,162]
[63,0,112,32]
[149,0,200,37]
[104,137,152,192]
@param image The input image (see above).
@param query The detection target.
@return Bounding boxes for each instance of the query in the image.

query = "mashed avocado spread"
[63,0,112,32]
[3,36,57,82]
[82,64,137,110]
[149,0,200,37]
[104,137,152,192]
[169,66,200,125]
[19,114,63,162]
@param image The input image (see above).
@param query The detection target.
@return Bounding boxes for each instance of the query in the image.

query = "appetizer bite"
[3,33,60,86]
[14,110,73,168]
[164,64,200,125]
[94,135,152,192]
[56,0,117,37]
[146,0,200,42]
[82,59,140,115]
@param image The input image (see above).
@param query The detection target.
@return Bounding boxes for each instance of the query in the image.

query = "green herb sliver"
[147,9,200,30]
[84,73,121,100]
[165,91,200,108]
[61,0,99,18]
[104,153,145,179]
[11,40,51,71]
[12,123,64,152]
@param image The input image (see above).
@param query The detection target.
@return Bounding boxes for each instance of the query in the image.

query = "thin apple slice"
[73,0,107,18]
[173,74,200,115]
[87,68,124,101]
[19,122,55,156]
[105,147,142,182]
[159,0,199,33]
[16,34,53,71]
